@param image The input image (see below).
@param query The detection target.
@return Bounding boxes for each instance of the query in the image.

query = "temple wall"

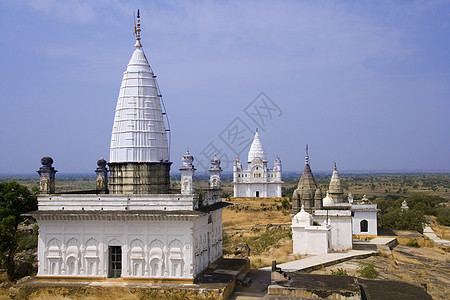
[314,211,353,251]
[37,218,199,279]
[352,210,378,236]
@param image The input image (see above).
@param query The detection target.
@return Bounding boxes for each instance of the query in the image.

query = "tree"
[0,181,37,281]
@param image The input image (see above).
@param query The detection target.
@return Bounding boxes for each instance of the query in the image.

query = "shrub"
[435,206,450,226]
[406,239,420,248]
[331,268,348,276]
[243,229,290,255]
[357,261,379,279]
[17,224,38,251]
[281,199,291,210]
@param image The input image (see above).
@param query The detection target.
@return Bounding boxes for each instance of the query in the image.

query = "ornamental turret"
[233,157,242,181]
[179,151,196,195]
[108,11,171,194]
[37,157,57,194]
[209,155,222,189]
[95,158,108,194]
[328,162,344,203]
[272,156,282,181]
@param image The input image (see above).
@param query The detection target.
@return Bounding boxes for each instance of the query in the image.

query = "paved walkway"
[260,249,375,273]
[369,237,397,245]
[423,226,450,246]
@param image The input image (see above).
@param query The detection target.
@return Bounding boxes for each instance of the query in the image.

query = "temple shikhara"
[291,147,378,255]
[30,12,226,281]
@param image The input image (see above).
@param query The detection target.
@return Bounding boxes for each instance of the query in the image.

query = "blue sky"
[0,0,449,174]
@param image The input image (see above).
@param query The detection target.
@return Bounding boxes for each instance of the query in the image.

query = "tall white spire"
[110,11,169,163]
[247,129,267,163]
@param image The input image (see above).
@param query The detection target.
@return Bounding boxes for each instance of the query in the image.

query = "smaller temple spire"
[134,9,141,48]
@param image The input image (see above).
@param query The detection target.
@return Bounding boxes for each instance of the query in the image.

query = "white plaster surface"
[352,205,378,236]
[110,41,169,163]
[36,210,223,279]
[314,210,353,251]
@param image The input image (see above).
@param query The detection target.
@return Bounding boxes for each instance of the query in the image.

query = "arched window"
[256,191,260,197]
[360,220,368,233]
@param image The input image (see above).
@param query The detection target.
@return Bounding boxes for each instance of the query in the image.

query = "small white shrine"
[233,130,282,198]
[292,160,378,255]
[292,205,332,256]
[31,13,226,282]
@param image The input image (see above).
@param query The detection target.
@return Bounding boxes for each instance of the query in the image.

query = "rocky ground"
[310,244,449,300]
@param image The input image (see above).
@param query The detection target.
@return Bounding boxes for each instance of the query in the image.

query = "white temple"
[233,130,282,198]
[31,12,225,282]
[292,160,378,256]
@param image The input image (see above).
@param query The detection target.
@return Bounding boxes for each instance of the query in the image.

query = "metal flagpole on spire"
[134,9,141,48]
[305,144,310,165]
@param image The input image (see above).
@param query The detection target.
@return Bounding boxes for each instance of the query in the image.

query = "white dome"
[322,193,334,207]
[293,205,312,226]
[247,131,267,163]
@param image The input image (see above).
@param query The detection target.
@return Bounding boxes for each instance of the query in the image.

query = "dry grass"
[223,198,295,269]
[223,197,291,230]
[430,223,450,240]
[0,288,9,300]
[26,287,138,300]
[399,273,413,282]
[249,238,296,269]
[392,250,423,265]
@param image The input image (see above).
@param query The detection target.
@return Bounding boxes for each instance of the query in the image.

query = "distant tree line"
[375,193,449,233]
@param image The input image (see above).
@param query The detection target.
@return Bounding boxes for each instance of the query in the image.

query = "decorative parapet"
[37,194,200,211]
[202,189,222,207]
[351,204,378,211]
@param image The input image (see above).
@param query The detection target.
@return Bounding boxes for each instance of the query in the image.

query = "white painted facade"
[35,209,222,279]
[292,206,332,256]
[233,131,282,198]
[314,210,353,251]
[34,164,224,280]
[352,205,378,236]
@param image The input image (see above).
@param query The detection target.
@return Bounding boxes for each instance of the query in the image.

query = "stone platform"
[11,258,250,300]
[260,250,375,273]
[267,273,432,300]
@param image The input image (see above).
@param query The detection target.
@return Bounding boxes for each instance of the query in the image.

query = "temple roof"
[110,13,169,163]
[328,162,343,194]
[297,163,318,191]
[247,130,267,163]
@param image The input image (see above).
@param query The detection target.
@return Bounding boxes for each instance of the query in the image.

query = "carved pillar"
[37,157,57,194]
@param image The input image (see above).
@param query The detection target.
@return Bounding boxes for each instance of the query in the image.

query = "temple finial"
[134,9,141,48]
[305,144,309,165]
[334,161,337,170]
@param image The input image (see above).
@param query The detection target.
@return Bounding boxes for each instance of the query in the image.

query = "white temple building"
[233,130,282,198]
[292,154,378,256]
[30,13,226,282]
